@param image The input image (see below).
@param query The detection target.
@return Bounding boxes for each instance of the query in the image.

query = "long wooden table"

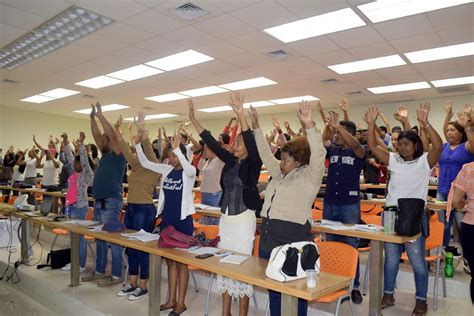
[314,197,447,211]
[195,208,419,316]
[0,203,351,316]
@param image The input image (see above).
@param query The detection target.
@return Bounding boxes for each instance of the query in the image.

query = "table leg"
[149,254,162,316]
[281,293,298,316]
[369,240,383,316]
[20,220,30,263]
[69,232,80,287]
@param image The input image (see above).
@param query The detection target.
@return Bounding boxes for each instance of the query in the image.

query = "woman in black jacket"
[188,93,262,316]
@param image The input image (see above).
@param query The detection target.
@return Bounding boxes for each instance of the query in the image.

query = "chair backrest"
[425,220,444,251]
[85,207,94,220]
[7,196,17,205]
[193,191,202,203]
[316,241,358,278]
[313,199,323,211]
[368,204,383,215]
[361,214,382,226]
[360,202,375,213]
[253,234,260,257]
[194,225,219,239]
[312,209,322,221]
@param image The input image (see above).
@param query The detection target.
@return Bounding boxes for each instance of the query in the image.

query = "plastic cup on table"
[383,207,396,234]
[306,269,317,289]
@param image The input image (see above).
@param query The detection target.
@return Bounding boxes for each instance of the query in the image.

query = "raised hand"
[327,111,340,129]
[188,99,196,120]
[114,115,123,129]
[339,98,349,112]
[445,100,453,119]
[137,111,146,129]
[416,101,431,127]
[316,101,323,113]
[284,122,290,130]
[297,100,314,128]
[456,110,470,128]
[365,105,379,124]
[272,116,281,130]
[248,105,259,129]
[172,130,182,150]
[228,92,244,116]
[95,102,102,116]
[157,127,162,140]
[398,105,408,119]
[78,132,86,144]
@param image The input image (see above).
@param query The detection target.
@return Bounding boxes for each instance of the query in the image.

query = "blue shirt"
[438,142,474,194]
[324,145,365,205]
[92,152,126,200]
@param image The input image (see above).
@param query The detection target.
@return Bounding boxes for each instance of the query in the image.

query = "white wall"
[1,93,473,153]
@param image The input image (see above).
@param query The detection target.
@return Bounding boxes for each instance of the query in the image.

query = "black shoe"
[351,289,363,304]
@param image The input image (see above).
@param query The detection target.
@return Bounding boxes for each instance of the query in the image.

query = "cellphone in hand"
[195,253,214,259]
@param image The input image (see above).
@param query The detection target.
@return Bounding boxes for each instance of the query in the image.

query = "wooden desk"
[0,203,351,316]
[319,183,438,191]
[313,197,447,211]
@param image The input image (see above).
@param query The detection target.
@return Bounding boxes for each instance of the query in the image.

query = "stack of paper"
[62,220,99,226]
[354,224,383,232]
[220,255,249,265]
[121,229,160,242]
[194,203,220,211]
[188,247,221,255]
[319,219,354,230]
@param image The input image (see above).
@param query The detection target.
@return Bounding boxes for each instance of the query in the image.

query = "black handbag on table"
[395,198,425,236]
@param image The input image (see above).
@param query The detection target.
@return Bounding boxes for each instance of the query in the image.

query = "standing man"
[82,102,126,286]
[322,109,366,304]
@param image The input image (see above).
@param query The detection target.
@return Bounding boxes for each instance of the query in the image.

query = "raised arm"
[284,121,297,138]
[249,106,281,177]
[443,100,454,141]
[379,112,391,135]
[272,116,288,146]
[114,115,139,168]
[416,102,443,168]
[134,130,173,175]
[36,151,45,168]
[366,106,390,165]
[328,111,365,158]
[316,101,327,125]
[229,121,239,145]
[77,133,93,179]
[339,98,350,121]
[172,131,196,178]
[393,105,411,131]
[457,103,474,154]
[61,133,75,165]
[32,135,45,151]
[94,102,121,155]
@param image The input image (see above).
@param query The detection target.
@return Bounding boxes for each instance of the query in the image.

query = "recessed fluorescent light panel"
[106,64,163,81]
[431,76,474,87]
[219,77,277,90]
[74,103,129,114]
[404,42,474,63]
[270,95,319,105]
[0,6,113,70]
[264,8,366,43]
[367,82,430,94]
[20,95,56,103]
[179,86,228,97]
[145,93,189,103]
[125,113,177,121]
[243,101,275,108]
[40,88,80,98]
[75,75,125,89]
[145,50,214,71]
[198,106,233,113]
[328,55,406,74]
[358,0,472,23]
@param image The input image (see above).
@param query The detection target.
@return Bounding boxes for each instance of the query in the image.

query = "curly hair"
[281,136,310,166]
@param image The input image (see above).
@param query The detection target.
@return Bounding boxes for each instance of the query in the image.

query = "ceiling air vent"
[321,78,339,84]
[142,106,154,110]
[346,90,364,96]
[81,94,96,99]
[266,49,290,59]
[435,85,472,94]
[171,3,208,21]
[2,78,19,84]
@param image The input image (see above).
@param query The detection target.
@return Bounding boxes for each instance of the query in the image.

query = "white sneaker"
[117,285,137,297]
[61,263,86,273]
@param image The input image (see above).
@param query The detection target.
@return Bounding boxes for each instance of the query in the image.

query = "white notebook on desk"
[219,255,249,265]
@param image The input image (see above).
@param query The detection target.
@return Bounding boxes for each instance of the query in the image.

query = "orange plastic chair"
[400,220,445,310]
[7,196,18,205]
[259,173,270,182]
[367,204,383,215]
[313,199,324,211]
[315,241,358,316]
[312,209,323,221]
[193,191,202,204]
[360,202,375,213]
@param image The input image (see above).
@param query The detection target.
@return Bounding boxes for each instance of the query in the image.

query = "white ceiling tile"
[230,31,287,53]
[386,73,427,85]
[0,4,47,30]
[308,50,355,67]
[375,65,419,78]
[133,0,168,8]
[74,33,130,53]
[343,71,391,87]
[110,46,159,65]
[196,41,245,59]
[276,57,322,75]
[51,41,105,62]
[223,52,272,69]
[437,27,474,46]
[0,23,27,47]
[328,26,385,49]
[454,56,474,76]
[195,0,264,14]
[193,14,255,39]
[277,0,349,19]
[288,36,341,55]
[413,59,464,79]
[0,0,71,18]
[389,33,443,53]
[374,15,436,41]
[161,26,218,47]
[406,89,440,101]
[123,10,185,34]
[94,22,155,44]
[76,0,148,21]
[135,35,185,56]
[427,3,474,32]
[230,1,297,29]
[348,42,397,59]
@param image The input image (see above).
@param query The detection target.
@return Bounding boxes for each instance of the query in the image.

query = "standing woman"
[249,101,326,315]
[134,124,196,316]
[113,114,161,301]
[188,93,262,316]
[437,101,474,251]
[33,135,60,189]
[366,103,442,316]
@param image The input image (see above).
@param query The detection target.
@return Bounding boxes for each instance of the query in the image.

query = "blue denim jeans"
[69,204,88,267]
[323,202,361,288]
[125,203,157,279]
[259,247,308,316]
[93,197,124,277]
[201,191,222,225]
[437,192,464,247]
[384,234,428,300]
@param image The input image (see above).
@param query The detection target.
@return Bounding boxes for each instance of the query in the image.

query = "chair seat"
[85,235,94,241]
[401,253,441,262]
[314,289,350,303]
[358,246,371,252]
[52,228,69,235]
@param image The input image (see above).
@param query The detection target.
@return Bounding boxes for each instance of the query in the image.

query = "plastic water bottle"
[64,206,70,220]
[444,252,454,278]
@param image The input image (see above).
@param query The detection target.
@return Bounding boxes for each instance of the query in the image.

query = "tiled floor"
[0,236,472,315]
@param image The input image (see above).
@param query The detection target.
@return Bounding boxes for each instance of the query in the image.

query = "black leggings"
[461,222,474,303]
